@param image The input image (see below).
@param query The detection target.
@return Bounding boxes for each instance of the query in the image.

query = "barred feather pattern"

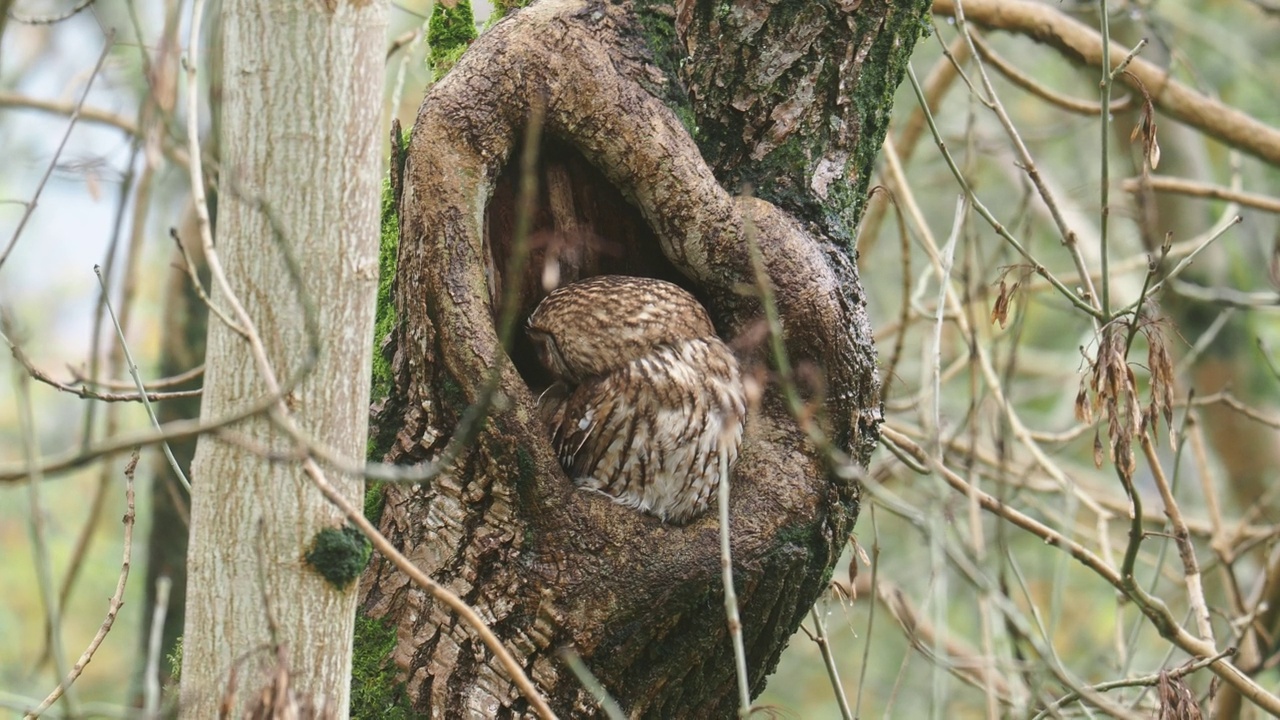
[527,276,746,524]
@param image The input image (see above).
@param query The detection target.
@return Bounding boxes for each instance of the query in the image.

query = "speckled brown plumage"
[527,275,745,523]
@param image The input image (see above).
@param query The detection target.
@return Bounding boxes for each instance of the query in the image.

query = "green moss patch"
[427,0,477,81]
[304,525,372,590]
[351,615,411,719]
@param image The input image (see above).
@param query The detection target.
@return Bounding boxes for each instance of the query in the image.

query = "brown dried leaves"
[1131,95,1161,172]
[1076,315,1176,482]
[1126,71,1161,172]
[990,265,1032,329]
[1157,669,1203,720]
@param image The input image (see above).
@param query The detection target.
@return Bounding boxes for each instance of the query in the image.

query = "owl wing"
[542,369,654,499]
[539,339,745,522]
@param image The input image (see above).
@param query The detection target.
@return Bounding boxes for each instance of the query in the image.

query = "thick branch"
[932,0,1280,167]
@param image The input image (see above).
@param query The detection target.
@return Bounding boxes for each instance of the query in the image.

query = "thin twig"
[24,450,137,719]
[868,578,1015,704]
[1168,279,1280,310]
[68,363,204,391]
[169,228,246,337]
[95,266,192,492]
[878,134,1111,517]
[853,505,880,719]
[931,0,1280,167]
[0,33,114,271]
[143,576,172,718]
[809,606,853,720]
[1186,391,1280,431]
[886,417,1268,543]
[1141,215,1242,299]
[3,336,200,402]
[876,184,913,401]
[11,337,75,714]
[0,91,137,134]
[859,36,967,257]
[904,63,1101,320]
[79,111,145,459]
[719,447,752,717]
[948,6,1100,313]
[1033,649,1231,719]
[1142,432,1214,642]
[879,424,1280,715]
[1097,0,1117,319]
[558,648,625,720]
[868,491,1138,718]
[968,31,1132,116]
[0,388,293,483]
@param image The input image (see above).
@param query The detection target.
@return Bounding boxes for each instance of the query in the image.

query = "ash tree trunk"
[359,0,926,716]
[178,0,385,715]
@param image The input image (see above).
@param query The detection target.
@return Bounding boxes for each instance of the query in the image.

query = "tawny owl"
[526,275,746,524]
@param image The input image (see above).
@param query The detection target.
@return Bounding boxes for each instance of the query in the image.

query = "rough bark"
[676,0,921,238]
[359,0,924,716]
[178,0,385,715]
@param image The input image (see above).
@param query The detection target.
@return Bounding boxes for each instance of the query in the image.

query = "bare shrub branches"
[832,1,1280,717]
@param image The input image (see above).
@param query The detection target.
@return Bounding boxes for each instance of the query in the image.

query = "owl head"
[526,275,716,383]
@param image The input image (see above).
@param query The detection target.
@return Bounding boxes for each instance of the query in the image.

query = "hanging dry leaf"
[1157,669,1203,720]
[1075,382,1092,424]
[1127,74,1161,172]
[991,278,1011,328]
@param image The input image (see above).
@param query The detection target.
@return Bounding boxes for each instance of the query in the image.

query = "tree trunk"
[178,0,385,715]
[358,0,925,716]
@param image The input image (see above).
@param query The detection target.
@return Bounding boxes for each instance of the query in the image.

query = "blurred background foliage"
[2,0,1280,717]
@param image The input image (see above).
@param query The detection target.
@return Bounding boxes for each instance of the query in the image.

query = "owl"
[526,275,746,524]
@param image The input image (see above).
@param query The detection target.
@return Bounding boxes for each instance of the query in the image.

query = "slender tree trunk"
[357,0,926,715]
[178,0,385,715]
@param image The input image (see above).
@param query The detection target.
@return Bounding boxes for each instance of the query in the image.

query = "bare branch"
[0,34,114,272]
[932,0,1280,167]
[24,451,137,719]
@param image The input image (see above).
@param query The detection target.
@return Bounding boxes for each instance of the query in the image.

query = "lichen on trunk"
[358,0,926,715]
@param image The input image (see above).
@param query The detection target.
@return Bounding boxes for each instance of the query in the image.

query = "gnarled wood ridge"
[360,0,922,715]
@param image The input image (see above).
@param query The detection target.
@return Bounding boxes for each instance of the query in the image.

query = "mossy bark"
[676,0,928,241]
[358,0,925,716]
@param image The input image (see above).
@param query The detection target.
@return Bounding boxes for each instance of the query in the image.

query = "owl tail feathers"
[574,475,713,525]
